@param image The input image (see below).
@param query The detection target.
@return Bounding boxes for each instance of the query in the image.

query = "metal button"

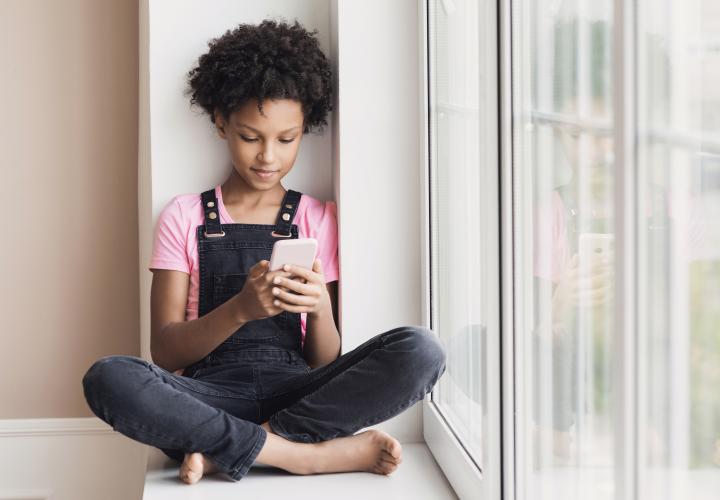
[208,211,217,220]
[285,204,293,209]
[207,201,215,208]
[282,213,290,221]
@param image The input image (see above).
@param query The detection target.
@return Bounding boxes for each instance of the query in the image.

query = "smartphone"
[269,238,318,272]
[578,233,615,264]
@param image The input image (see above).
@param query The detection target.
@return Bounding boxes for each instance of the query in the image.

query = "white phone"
[269,238,318,272]
[578,233,615,264]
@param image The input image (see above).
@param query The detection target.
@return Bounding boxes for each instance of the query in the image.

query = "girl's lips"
[252,168,278,180]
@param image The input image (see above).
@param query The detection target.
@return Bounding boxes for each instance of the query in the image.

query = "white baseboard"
[0,417,147,500]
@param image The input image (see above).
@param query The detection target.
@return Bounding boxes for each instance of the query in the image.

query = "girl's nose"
[258,143,275,163]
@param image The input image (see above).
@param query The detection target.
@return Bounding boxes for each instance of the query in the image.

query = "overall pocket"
[212,273,248,307]
[213,273,285,344]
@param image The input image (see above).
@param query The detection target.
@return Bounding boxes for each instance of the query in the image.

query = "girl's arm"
[150,269,251,373]
[303,281,341,369]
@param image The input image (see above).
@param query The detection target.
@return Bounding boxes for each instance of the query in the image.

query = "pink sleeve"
[307,200,340,283]
[148,197,191,274]
[533,191,568,283]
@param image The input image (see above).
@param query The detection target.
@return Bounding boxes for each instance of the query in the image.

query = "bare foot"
[256,422,402,476]
[179,452,220,485]
[312,429,403,476]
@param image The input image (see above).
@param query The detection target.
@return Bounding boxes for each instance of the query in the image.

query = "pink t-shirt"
[148,185,339,351]
[534,191,569,283]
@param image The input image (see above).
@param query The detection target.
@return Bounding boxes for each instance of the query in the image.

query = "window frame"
[420,1,502,498]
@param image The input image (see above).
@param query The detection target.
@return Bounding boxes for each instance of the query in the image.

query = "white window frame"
[420,1,502,499]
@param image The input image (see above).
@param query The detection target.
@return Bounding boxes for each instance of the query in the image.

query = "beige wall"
[0,0,139,418]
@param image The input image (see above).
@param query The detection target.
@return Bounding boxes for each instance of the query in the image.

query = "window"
[636,1,720,498]
[424,0,500,497]
[512,1,618,497]
[424,0,720,498]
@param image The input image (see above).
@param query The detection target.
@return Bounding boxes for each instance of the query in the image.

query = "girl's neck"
[220,171,286,209]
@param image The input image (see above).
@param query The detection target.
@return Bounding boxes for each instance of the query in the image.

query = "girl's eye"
[239,135,295,144]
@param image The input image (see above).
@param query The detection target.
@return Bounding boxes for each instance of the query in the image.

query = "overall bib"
[183,186,306,379]
[81,186,448,482]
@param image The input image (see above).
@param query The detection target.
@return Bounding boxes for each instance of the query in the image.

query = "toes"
[381,449,402,464]
[375,431,402,458]
[385,440,403,460]
[377,459,398,475]
[390,440,402,457]
[179,453,204,484]
[179,468,198,484]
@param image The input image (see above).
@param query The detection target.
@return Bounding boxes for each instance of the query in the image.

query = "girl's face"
[214,98,304,191]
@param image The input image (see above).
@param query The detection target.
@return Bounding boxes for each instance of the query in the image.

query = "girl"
[82,19,446,485]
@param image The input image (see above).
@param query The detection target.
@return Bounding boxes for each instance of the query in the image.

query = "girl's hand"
[270,258,329,315]
[231,260,294,322]
[552,252,614,325]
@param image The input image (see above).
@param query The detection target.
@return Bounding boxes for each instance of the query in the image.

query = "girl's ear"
[214,110,227,138]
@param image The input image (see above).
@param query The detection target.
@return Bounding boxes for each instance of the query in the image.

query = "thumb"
[251,260,269,278]
[569,253,579,267]
[314,257,323,273]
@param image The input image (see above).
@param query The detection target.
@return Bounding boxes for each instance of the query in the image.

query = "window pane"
[428,0,499,472]
[637,1,720,498]
[513,0,617,498]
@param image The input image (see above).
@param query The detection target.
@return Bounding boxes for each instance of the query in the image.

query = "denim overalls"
[184,187,306,377]
[82,186,448,481]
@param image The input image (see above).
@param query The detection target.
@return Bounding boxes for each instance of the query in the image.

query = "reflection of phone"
[578,233,615,264]
[269,238,318,272]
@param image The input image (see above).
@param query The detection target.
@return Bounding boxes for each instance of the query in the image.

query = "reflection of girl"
[532,112,680,463]
[531,114,616,460]
[81,20,446,484]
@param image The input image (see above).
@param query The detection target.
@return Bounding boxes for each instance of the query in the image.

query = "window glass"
[428,0,499,471]
[513,0,617,497]
[638,1,720,498]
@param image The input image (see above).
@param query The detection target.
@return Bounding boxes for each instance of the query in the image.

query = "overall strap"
[201,188,225,238]
[272,189,302,237]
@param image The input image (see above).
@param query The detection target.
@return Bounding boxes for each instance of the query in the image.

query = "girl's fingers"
[572,270,614,291]
[282,264,322,284]
[273,276,314,295]
[272,288,315,306]
[273,300,312,313]
[571,285,613,305]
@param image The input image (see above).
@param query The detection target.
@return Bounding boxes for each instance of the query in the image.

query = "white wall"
[139,0,334,361]
[139,0,426,473]
[334,0,423,351]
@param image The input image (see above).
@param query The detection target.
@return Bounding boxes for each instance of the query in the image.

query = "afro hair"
[184,18,333,135]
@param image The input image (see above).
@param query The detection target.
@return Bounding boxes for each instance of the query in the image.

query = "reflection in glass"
[514,0,617,498]
[514,0,720,499]
[638,1,720,498]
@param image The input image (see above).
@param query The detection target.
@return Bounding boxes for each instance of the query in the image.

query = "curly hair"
[184,18,333,135]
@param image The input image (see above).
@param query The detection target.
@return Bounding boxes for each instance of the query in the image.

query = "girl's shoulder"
[295,193,337,242]
[161,191,209,222]
[296,193,337,223]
